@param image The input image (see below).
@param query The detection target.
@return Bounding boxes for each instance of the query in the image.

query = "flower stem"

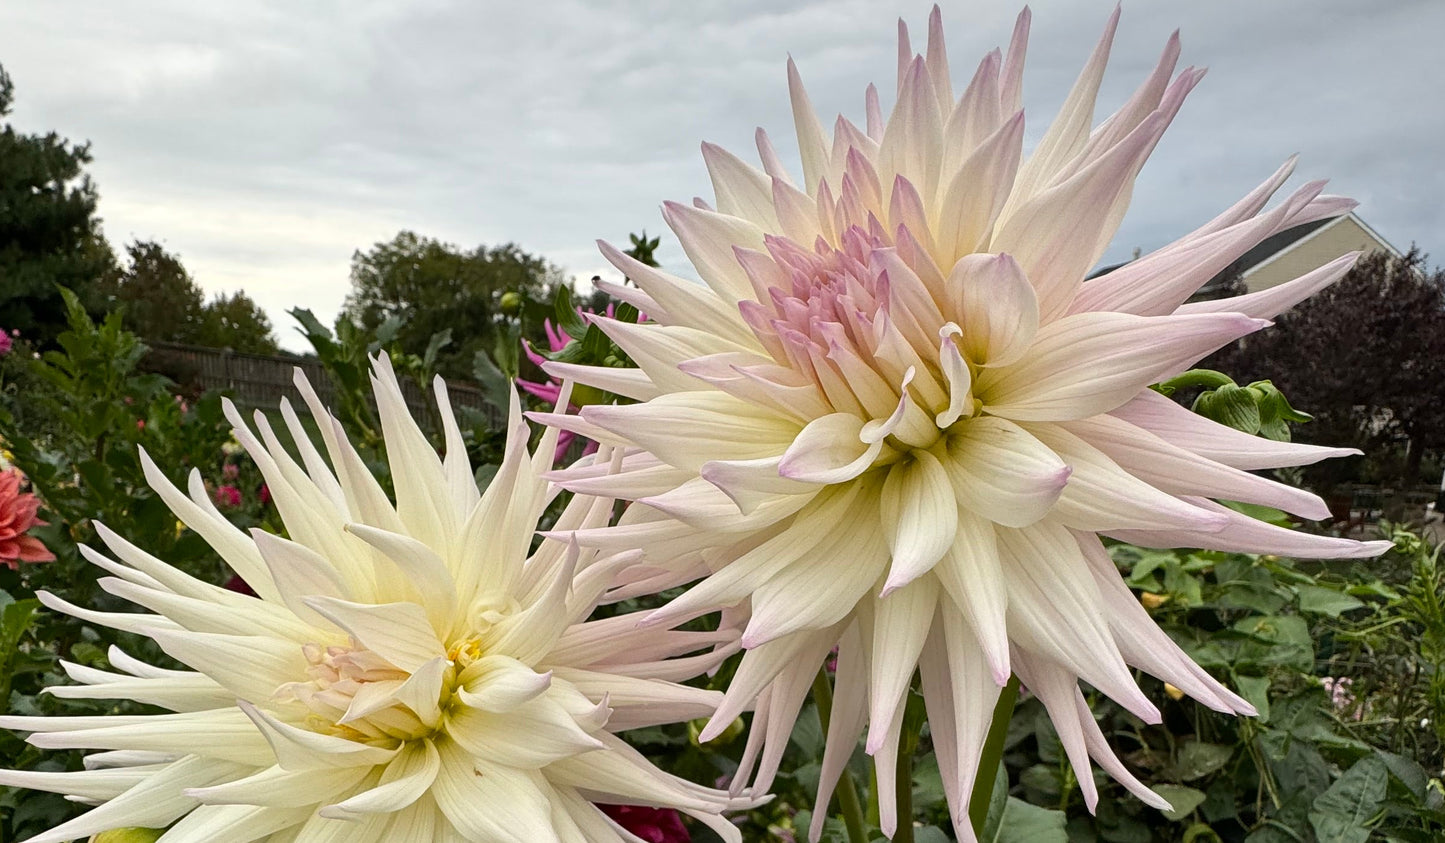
[894,720,916,843]
[812,669,869,843]
[968,675,1021,835]
[1156,368,1235,393]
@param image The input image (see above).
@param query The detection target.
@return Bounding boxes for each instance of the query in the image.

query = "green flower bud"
[91,829,165,843]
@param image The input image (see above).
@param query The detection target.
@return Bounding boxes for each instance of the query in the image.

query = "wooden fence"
[140,342,502,432]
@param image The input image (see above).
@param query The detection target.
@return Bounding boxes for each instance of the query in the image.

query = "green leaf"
[1232,614,1313,671]
[1234,674,1271,723]
[1295,584,1365,617]
[789,702,825,758]
[553,286,589,340]
[912,752,948,813]
[470,350,513,413]
[372,314,404,348]
[983,797,1068,843]
[1171,740,1235,781]
[1374,749,1427,799]
[1193,384,1261,434]
[421,328,453,371]
[1219,500,1294,526]
[1153,785,1208,821]
[1019,764,1061,799]
[1309,756,1388,843]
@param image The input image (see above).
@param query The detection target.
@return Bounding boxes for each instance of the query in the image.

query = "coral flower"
[0,468,54,567]
[0,357,748,842]
[543,7,1389,840]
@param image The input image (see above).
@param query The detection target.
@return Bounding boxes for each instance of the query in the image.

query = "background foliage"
[1207,249,1445,493]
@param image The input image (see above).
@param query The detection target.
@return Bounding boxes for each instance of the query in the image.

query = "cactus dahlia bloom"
[0,358,748,843]
[543,7,1390,840]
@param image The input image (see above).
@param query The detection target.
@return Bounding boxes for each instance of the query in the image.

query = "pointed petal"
[978,312,1268,422]
[940,416,1070,527]
[880,450,957,593]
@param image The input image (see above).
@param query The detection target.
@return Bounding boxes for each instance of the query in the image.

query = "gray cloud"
[3,0,1440,350]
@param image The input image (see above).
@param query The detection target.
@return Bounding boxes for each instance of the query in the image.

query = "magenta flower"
[213,484,242,508]
[518,305,618,462]
[0,330,11,356]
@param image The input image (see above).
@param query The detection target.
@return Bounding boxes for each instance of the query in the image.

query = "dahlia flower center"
[751,229,995,461]
[278,640,457,743]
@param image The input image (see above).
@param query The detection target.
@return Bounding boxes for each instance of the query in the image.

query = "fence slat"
[140,341,502,433]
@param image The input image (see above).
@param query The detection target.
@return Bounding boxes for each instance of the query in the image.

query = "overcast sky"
[2,0,1440,351]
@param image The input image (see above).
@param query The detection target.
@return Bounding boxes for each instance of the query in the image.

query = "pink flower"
[546,7,1386,837]
[214,485,242,508]
[517,306,619,462]
[258,483,271,506]
[600,805,691,842]
[0,331,11,356]
[222,463,240,480]
[0,469,55,568]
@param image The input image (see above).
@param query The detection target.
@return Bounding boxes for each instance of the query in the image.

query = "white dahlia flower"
[541,7,1389,840]
[0,357,748,843]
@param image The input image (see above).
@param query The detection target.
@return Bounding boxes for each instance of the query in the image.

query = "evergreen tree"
[0,64,115,344]
[198,290,279,354]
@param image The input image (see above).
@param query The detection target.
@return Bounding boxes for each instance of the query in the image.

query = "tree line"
[0,62,592,380]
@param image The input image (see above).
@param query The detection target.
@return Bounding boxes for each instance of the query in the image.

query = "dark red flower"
[599,805,691,842]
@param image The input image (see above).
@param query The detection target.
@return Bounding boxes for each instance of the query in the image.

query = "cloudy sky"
[2,0,1440,351]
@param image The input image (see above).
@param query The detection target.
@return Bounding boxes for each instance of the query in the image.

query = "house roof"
[1230,218,1334,276]
[1085,212,1399,300]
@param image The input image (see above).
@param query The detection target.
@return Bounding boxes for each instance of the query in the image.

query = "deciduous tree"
[98,240,278,353]
[1208,248,1445,486]
[342,231,564,378]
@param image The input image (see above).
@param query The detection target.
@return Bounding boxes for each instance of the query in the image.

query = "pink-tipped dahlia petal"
[543,6,1385,836]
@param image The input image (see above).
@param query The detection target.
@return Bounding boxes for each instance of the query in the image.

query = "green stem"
[968,675,1021,835]
[1156,368,1235,393]
[895,723,916,843]
[812,669,869,843]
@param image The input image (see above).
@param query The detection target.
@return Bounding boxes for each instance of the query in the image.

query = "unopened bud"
[91,829,165,843]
